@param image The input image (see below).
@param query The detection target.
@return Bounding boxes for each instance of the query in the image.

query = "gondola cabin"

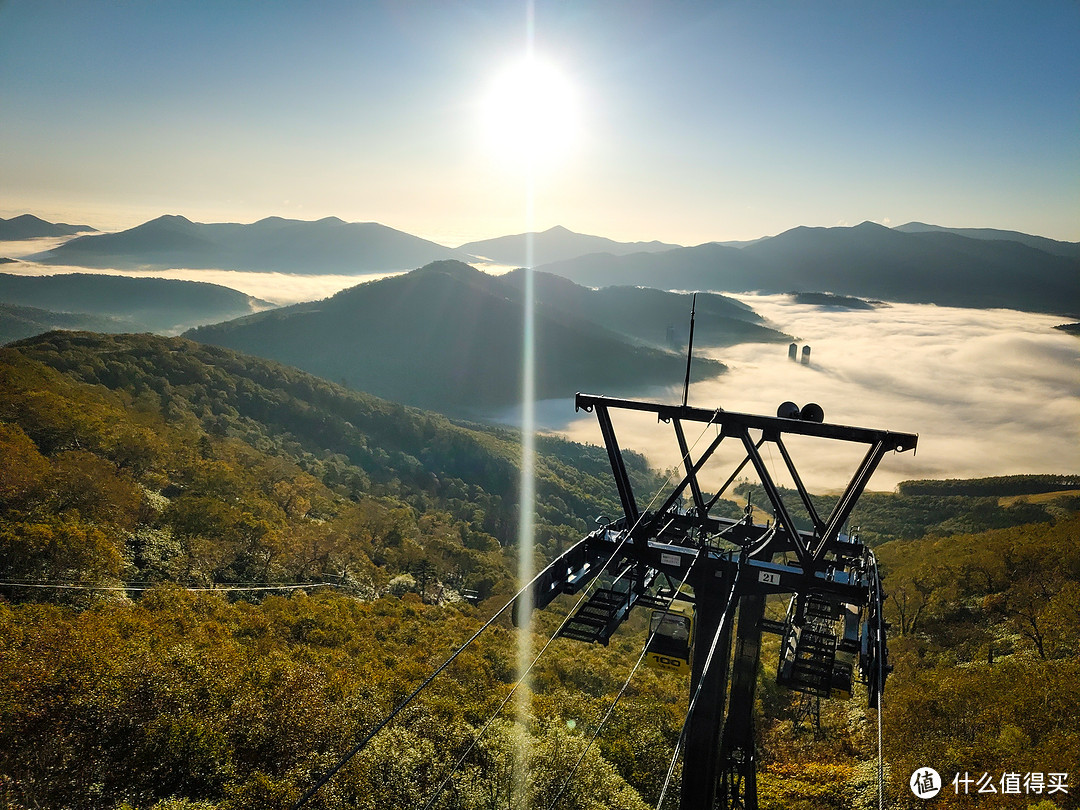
[646,601,694,674]
[776,594,861,699]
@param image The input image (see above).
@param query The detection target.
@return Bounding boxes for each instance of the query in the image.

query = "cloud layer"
[0,261,378,306]
[2,252,1076,495]
[557,296,1080,493]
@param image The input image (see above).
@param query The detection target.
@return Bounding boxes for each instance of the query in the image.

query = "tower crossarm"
[574,393,918,571]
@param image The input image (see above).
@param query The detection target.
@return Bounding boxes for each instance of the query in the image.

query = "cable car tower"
[293,301,918,810]
[514,380,917,807]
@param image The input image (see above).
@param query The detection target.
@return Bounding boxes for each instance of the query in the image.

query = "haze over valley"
[559,295,1080,491]
[1,212,1077,491]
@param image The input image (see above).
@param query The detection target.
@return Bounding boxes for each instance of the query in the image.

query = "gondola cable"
[418,558,642,810]
[655,563,742,809]
[869,549,886,810]
[541,549,705,810]
[419,413,722,810]
[293,579,534,809]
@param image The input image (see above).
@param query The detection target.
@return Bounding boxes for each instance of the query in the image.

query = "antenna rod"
[682,293,697,407]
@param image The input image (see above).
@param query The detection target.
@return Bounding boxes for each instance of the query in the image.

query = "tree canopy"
[1,333,1077,809]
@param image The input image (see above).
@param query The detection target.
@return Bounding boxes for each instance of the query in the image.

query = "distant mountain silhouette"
[0,214,97,240]
[41,215,467,273]
[538,222,1080,317]
[0,273,271,334]
[458,225,681,267]
[894,222,1080,260]
[536,242,763,290]
[0,302,138,344]
[185,260,728,416]
[498,269,789,348]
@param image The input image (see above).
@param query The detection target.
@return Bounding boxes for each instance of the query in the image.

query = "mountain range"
[0,214,97,240]
[0,273,269,334]
[183,260,771,416]
[34,216,688,276]
[894,221,1080,259]
[38,214,469,274]
[538,221,1080,317]
[18,213,1080,316]
[457,225,680,266]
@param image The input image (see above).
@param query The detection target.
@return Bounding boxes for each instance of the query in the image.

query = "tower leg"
[680,575,735,810]
[717,593,766,810]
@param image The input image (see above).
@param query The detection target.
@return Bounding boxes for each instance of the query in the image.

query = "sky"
[1,1,1078,247]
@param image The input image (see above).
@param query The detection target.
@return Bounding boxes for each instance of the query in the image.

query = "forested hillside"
[750,513,1080,810]
[736,476,1080,545]
[0,301,137,344]
[184,261,726,416]
[0,333,680,809]
[1,332,1077,809]
[0,272,270,334]
[2,331,665,594]
[877,517,1080,808]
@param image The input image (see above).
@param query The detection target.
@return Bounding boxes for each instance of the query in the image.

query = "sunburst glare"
[480,54,580,172]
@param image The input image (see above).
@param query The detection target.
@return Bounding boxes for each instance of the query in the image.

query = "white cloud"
[0,262,386,306]
[554,296,1080,492]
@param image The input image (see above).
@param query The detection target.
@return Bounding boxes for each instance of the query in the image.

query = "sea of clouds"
[555,295,1080,493]
[3,239,1076,492]
[0,238,382,306]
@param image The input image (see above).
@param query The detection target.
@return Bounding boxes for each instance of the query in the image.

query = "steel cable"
[655,563,742,809]
[869,549,886,810]
[419,412,721,810]
[293,579,534,809]
[541,549,705,810]
[418,560,639,810]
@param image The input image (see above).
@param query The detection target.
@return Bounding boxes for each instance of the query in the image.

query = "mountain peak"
[0,214,98,240]
[411,259,482,279]
[145,214,195,227]
[7,214,51,226]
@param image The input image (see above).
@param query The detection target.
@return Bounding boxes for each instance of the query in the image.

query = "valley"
[0,330,1076,809]
[0,213,1077,809]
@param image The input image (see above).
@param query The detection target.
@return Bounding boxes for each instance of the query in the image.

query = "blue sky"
[1,0,1077,245]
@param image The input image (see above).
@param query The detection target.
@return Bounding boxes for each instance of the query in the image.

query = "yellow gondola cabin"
[646,600,694,674]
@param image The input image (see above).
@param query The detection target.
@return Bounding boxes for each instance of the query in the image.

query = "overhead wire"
[417,561,638,810]
[655,563,742,809]
[293,408,722,810]
[293,576,539,809]
[418,410,721,810]
[868,548,886,810]
[0,580,339,593]
[541,549,705,810]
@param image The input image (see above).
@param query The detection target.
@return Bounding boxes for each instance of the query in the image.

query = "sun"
[480,55,580,171]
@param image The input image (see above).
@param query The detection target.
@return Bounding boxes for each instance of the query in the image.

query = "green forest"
[1,332,1077,809]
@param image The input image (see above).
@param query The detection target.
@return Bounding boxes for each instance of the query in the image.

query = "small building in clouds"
[788,342,812,365]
